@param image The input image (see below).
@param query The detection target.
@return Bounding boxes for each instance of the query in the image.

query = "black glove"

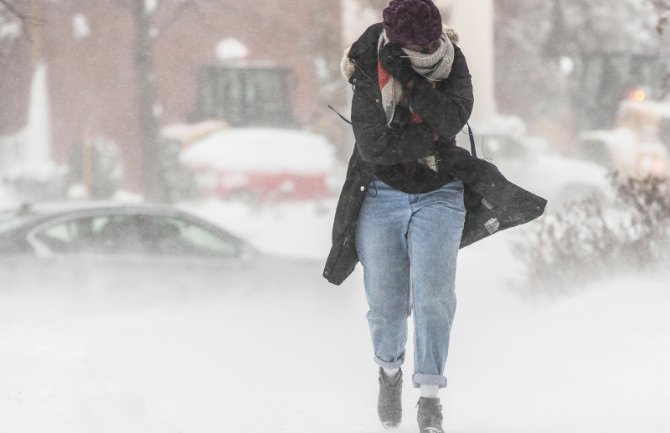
[378,42,420,84]
[389,104,411,128]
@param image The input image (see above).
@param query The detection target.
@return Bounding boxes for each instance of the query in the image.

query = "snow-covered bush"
[516,174,670,293]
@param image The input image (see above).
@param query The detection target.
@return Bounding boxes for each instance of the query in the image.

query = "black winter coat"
[323,23,547,285]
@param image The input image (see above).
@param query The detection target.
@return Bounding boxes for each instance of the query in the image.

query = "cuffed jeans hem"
[412,373,447,388]
[373,355,404,370]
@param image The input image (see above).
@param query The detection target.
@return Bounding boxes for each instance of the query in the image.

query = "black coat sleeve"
[407,45,474,140]
[350,77,437,165]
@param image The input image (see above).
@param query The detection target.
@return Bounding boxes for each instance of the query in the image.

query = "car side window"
[90,215,143,254]
[137,216,238,258]
[34,222,73,252]
[34,215,143,255]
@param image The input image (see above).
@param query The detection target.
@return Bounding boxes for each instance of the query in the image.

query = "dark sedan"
[0,202,321,293]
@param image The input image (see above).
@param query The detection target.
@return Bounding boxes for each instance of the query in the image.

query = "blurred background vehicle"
[1,2,670,432]
[176,126,337,203]
[459,116,613,209]
[0,202,319,291]
[575,93,670,179]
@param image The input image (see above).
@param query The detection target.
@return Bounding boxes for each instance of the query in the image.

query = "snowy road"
[1,201,669,433]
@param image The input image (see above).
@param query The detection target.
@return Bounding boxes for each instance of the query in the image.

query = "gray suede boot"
[378,368,403,428]
[417,397,444,433]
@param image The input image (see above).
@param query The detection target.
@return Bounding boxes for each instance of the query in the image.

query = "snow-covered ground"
[1,200,669,433]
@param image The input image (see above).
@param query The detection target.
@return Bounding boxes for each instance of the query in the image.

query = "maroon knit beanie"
[382,0,443,47]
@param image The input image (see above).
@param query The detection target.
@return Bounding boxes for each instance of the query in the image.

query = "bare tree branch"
[0,0,48,45]
[650,0,670,33]
[0,0,45,25]
[0,0,26,20]
[650,0,670,10]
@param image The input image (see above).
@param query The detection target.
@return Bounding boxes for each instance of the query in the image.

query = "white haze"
[0,202,668,433]
[1,1,669,431]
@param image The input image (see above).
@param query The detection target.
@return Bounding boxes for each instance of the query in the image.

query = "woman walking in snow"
[324,1,545,432]
[333,1,470,430]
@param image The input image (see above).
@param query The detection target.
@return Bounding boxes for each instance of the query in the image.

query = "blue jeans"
[355,177,465,388]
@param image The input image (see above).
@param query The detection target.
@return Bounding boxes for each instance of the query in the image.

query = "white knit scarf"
[377,30,455,124]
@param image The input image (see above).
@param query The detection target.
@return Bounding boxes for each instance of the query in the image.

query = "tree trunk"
[130,0,168,202]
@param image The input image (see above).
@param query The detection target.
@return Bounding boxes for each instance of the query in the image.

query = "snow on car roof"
[619,100,670,118]
[1,201,185,219]
[180,127,335,174]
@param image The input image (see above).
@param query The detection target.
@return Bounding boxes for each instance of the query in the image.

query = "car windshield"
[0,213,35,235]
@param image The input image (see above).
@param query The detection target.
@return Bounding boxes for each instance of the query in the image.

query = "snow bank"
[1,203,668,433]
[179,198,335,260]
[452,235,670,433]
[180,128,336,175]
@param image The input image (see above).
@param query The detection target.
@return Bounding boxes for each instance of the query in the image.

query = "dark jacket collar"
[348,23,384,75]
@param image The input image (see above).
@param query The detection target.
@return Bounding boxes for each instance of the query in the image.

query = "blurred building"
[447,0,495,121]
[0,0,343,191]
